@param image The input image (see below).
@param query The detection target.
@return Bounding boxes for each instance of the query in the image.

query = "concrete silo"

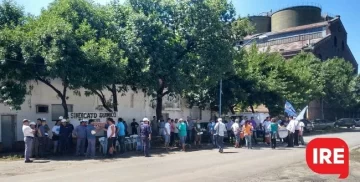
[249,16,271,34]
[271,5,322,32]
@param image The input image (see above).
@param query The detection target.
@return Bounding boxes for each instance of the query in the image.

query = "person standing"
[121,119,128,137]
[214,118,226,153]
[32,118,42,158]
[194,119,202,147]
[23,119,35,163]
[159,119,165,136]
[270,118,279,149]
[130,118,139,135]
[74,119,87,156]
[37,119,49,157]
[140,118,152,157]
[297,120,305,146]
[51,120,61,154]
[59,119,70,154]
[242,120,253,149]
[263,118,271,145]
[232,119,241,148]
[106,118,116,157]
[226,119,234,144]
[186,117,195,145]
[294,119,300,146]
[178,118,187,152]
[250,117,258,145]
[117,118,126,154]
[286,116,297,147]
[164,118,171,150]
[173,119,179,147]
[170,119,175,146]
[66,120,74,152]
[86,119,97,158]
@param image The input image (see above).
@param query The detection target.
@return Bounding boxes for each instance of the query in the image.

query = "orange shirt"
[242,124,252,136]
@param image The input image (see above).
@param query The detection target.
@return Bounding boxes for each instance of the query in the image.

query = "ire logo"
[306,138,349,179]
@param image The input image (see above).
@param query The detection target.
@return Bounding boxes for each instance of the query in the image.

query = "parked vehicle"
[355,118,360,127]
[334,118,356,128]
[300,119,314,132]
[312,119,334,130]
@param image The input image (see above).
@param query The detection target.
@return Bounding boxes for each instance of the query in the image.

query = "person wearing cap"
[59,119,72,154]
[178,118,187,152]
[140,118,152,157]
[74,119,88,156]
[214,118,226,153]
[31,118,42,158]
[22,119,35,163]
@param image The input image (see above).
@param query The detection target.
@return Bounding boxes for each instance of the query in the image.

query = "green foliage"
[321,57,354,109]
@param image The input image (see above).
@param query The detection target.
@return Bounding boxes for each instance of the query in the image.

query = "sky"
[6,0,360,68]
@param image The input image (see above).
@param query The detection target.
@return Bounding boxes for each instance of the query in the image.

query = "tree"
[285,52,324,109]
[123,0,237,121]
[0,0,30,110]
[321,57,354,110]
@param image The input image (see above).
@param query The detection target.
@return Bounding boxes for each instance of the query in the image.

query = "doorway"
[1,115,16,152]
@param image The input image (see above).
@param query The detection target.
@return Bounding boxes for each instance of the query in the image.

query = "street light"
[218,34,268,117]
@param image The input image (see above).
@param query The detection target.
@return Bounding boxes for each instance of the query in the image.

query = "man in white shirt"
[214,118,226,153]
[286,116,298,147]
[164,118,171,150]
[22,119,35,163]
[297,120,305,145]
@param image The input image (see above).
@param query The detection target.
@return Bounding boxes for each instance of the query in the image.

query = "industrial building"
[243,5,358,120]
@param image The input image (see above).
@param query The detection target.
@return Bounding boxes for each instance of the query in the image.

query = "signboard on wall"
[68,112,117,119]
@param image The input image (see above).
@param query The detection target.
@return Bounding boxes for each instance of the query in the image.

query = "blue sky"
[7,0,360,68]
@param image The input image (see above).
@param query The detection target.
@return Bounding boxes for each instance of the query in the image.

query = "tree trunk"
[92,89,113,112]
[111,84,118,112]
[60,94,69,119]
[37,77,69,118]
[250,105,255,113]
[156,89,163,122]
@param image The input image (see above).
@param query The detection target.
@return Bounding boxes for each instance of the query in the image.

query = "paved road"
[1,131,360,182]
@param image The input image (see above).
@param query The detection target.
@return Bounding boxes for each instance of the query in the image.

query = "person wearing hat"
[140,118,152,157]
[22,119,35,163]
[59,119,72,154]
[74,119,88,156]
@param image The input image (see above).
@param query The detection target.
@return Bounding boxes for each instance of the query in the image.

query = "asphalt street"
[1,131,360,182]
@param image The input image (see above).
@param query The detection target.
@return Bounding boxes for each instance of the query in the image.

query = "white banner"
[68,112,117,119]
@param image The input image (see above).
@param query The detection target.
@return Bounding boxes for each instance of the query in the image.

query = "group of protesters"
[21,114,306,163]
[207,115,306,151]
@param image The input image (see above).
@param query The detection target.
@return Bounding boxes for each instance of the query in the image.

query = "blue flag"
[285,101,297,117]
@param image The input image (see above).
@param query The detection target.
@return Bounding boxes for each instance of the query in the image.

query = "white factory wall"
[0,79,211,143]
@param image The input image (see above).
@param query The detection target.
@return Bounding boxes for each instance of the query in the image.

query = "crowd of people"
[21,115,306,163]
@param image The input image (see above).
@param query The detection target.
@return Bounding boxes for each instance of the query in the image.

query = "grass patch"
[351,147,360,162]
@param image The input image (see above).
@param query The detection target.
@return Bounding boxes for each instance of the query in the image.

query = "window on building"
[51,104,73,121]
[334,36,338,47]
[36,105,49,113]
[342,41,345,51]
